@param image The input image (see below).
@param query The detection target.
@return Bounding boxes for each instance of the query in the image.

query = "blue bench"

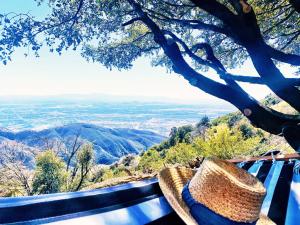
[0,160,299,225]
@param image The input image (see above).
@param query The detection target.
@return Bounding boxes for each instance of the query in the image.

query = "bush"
[165,143,199,166]
[194,124,260,159]
[262,94,281,107]
[102,169,115,180]
[32,150,66,194]
[238,123,255,138]
[138,149,164,173]
[211,112,242,127]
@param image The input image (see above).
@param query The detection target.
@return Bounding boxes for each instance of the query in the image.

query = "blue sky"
[0,0,293,103]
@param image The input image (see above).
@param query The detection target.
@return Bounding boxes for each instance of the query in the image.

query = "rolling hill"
[0,123,166,165]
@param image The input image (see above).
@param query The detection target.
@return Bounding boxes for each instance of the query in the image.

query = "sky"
[0,0,294,104]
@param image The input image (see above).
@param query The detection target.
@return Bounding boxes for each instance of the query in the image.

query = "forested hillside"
[0,95,296,197]
[84,95,296,191]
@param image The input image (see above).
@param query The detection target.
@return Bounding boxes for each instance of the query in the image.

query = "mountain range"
[0,123,166,166]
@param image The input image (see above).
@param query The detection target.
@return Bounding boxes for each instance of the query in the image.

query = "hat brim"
[158,167,198,225]
[158,166,276,225]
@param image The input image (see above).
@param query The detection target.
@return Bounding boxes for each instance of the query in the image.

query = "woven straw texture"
[158,159,276,225]
[189,158,266,223]
[158,167,197,225]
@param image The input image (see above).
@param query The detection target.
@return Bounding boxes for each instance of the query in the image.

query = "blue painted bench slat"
[0,160,298,225]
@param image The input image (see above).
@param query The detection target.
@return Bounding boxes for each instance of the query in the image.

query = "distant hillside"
[0,123,166,165]
[262,93,297,114]
[146,94,296,163]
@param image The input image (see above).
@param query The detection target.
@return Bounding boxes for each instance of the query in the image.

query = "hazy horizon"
[0,92,239,105]
[0,99,235,135]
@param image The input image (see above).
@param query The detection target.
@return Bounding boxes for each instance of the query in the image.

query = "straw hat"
[158,158,276,225]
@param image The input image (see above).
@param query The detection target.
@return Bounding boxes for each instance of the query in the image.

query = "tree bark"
[283,125,300,151]
[289,0,300,12]
[213,5,300,112]
[127,0,300,151]
[246,41,300,112]
[128,0,300,131]
[265,45,300,66]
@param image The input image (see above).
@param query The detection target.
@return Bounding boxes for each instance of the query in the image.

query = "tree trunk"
[128,0,300,151]
[246,42,300,112]
[290,0,300,12]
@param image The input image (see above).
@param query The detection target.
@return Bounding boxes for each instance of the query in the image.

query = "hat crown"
[188,158,266,223]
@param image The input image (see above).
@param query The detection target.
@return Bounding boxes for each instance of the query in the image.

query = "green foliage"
[262,94,281,107]
[194,116,211,137]
[88,154,139,184]
[112,166,131,177]
[1,0,298,70]
[194,124,260,159]
[32,150,66,194]
[118,154,137,167]
[138,123,263,172]
[152,140,170,152]
[77,143,94,169]
[154,125,194,151]
[90,166,106,183]
[168,127,178,147]
[211,112,243,127]
[97,166,131,181]
[102,169,115,181]
[196,116,211,128]
[165,143,200,165]
[1,106,291,194]
[227,114,243,128]
[238,123,255,138]
[138,149,164,173]
[73,143,94,191]
[0,1,298,162]
[175,125,194,143]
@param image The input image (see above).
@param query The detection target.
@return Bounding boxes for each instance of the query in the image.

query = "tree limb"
[220,73,300,86]
[190,0,300,111]
[33,0,85,37]
[162,30,209,66]
[280,31,300,50]
[191,43,226,71]
[145,8,231,36]
[161,0,195,8]
[122,17,141,26]
[263,9,296,34]
[190,0,238,27]
[246,42,300,112]
[289,0,300,12]
[265,44,300,66]
[127,0,300,136]
[70,0,85,28]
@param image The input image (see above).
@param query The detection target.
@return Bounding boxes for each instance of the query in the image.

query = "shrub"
[32,150,66,194]
[165,143,199,166]
[238,123,255,138]
[194,124,260,159]
[211,112,243,127]
[138,149,164,173]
